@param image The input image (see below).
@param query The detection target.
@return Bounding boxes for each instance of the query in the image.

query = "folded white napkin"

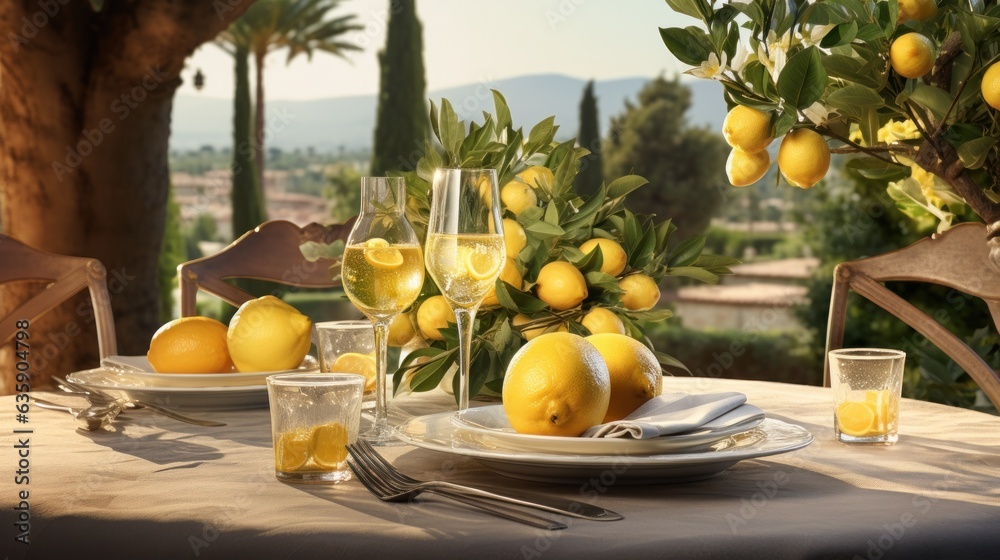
[583,392,765,439]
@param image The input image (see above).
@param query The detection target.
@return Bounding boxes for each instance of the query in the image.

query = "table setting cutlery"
[346,439,622,529]
[29,376,227,430]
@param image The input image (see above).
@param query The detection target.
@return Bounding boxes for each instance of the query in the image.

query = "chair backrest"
[824,222,1000,409]
[0,233,118,358]
[178,219,355,316]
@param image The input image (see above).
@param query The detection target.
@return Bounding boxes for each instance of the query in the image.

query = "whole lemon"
[579,238,627,276]
[580,307,626,335]
[416,295,455,341]
[777,128,831,189]
[500,180,538,216]
[618,274,660,311]
[890,33,935,79]
[587,333,662,422]
[387,313,416,347]
[482,258,524,308]
[722,105,774,153]
[147,316,233,373]
[726,148,770,187]
[517,165,555,193]
[897,0,936,23]
[535,261,588,311]
[512,313,567,341]
[227,296,312,372]
[984,62,1000,110]
[502,332,611,436]
[502,218,527,258]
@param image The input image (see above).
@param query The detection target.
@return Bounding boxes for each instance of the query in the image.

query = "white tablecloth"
[3,378,999,559]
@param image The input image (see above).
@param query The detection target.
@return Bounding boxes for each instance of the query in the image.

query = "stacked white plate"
[395,405,813,484]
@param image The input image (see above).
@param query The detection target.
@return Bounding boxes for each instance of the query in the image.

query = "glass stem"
[453,306,477,411]
[373,319,390,428]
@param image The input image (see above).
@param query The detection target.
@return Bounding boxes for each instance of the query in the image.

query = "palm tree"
[219,0,362,187]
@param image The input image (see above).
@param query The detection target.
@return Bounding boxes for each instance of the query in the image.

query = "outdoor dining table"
[5,376,999,559]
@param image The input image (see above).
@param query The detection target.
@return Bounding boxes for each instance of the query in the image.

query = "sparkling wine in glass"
[425,168,505,411]
[341,177,424,445]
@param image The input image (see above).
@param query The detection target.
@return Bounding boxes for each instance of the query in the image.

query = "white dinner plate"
[451,405,764,455]
[66,368,269,411]
[397,412,813,484]
[101,355,319,388]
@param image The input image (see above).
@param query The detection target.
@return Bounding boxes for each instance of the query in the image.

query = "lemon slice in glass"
[275,429,310,471]
[333,352,377,392]
[865,390,890,434]
[364,238,403,269]
[310,422,349,469]
[465,250,502,281]
[837,401,877,437]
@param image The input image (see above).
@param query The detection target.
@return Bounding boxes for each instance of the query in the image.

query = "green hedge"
[646,324,821,386]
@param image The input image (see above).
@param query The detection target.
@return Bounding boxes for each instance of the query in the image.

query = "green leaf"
[574,245,605,275]
[669,236,706,268]
[492,90,511,131]
[820,21,858,48]
[525,220,565,238]
[606,175,649,199]
[668,266,720,284]
[909,84,953,122]
[654,351,691,373]
[845,157,909,181]
[774,107,797,138]
[859,107,879,148]
[957,137,996,170]
[658,27,711,67]
[777,46,828,110]
[826,84,885,119]
[629,225,657,269]
[822,54,882,89]
[524,116,557,153]
[664,0,710,23]
[585,271,623,293]
[496,281,548,314]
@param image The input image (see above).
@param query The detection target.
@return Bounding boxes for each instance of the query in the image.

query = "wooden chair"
[178,219,355,316]
[0,233,118,357]
[824,222,1000,409]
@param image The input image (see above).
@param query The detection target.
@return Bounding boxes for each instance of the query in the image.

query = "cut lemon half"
[333,352,377,392]
[837,401,877,437]
[364,238,403,269]
[465,250,502,281]
[275,429,310,472]
[310,422,349,469]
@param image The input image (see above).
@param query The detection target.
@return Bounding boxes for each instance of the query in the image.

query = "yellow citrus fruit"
[502,332,611,437]
[387,313,416,347]
[227,295,312,372]
[465,249,503,281]
[502,218,527,258]
[500,180,538,216]
[147,316,234,374]
[310,422,349,469]
[416,295,455,341]
[580,307,626,336]
[777,128,831,189]
[579,238,627,276]
[482,258,524,308]
[618,274,660,311]
[897,0,936,23]
[517,165,555,193]
[274,429,310,472]
[363,238,403,269]
[890,33,935,79]
[726,148,770,187]
[836,401,878,437]
[512,313,566,341]
[722,105,774,153]
[332,352,377,392]
[587,333,662,422]
[535,261,588,311]
[981,62,1000,110]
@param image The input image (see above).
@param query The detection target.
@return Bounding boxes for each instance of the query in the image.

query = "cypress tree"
[575,80,604,196]
[231,43,267,242]
[371,0,428,175]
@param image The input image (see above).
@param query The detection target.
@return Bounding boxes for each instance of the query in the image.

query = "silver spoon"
[32,397,120,430]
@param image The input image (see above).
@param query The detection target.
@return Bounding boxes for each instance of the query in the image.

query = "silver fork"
[348,440,623,522]
[347,453,566,530]
[52,377,226,427]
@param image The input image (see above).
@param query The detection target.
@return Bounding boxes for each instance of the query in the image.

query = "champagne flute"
[425,168,505,411]
[341,177,424,445]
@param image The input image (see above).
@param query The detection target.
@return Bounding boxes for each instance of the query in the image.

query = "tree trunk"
[254,49,267,191]
[0,0,252,392]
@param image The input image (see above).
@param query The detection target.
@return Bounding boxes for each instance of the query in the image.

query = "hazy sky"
[178,0,690,100]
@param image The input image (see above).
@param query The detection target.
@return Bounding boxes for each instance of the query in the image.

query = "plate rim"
[66,369,267,394]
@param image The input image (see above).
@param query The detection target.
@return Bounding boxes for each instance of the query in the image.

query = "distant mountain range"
[170,74,727,152]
